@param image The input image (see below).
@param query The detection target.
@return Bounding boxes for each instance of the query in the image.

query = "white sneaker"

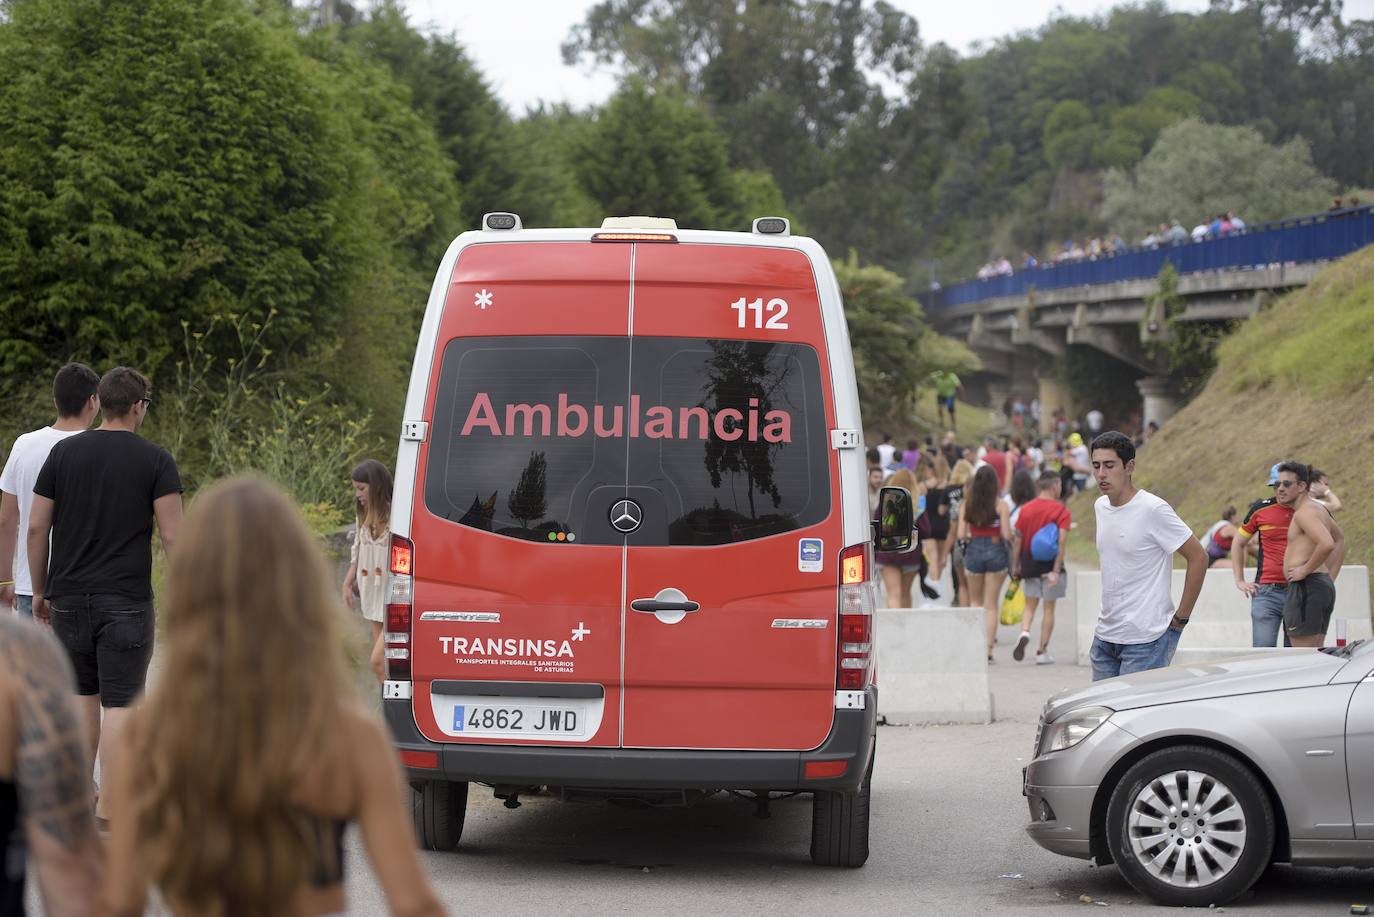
[1013,631,1031,661]
[1035,651,1056,665]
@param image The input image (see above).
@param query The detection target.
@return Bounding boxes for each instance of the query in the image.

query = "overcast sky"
[399,0,1374,113]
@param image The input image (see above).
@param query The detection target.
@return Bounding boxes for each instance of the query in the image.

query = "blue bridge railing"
[923,204,1374,311]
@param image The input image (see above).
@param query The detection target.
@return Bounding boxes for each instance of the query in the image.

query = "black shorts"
[49,595,155,707]
[1282,573,1336,638]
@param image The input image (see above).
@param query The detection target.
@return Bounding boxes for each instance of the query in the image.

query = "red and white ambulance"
[381,213,914,867]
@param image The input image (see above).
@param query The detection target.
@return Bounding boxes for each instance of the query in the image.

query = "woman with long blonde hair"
[101,475,444,917]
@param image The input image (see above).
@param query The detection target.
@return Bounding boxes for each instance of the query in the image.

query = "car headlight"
[1038,706,1113,755]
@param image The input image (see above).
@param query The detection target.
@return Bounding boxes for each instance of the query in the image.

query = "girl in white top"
[343,460,392,681]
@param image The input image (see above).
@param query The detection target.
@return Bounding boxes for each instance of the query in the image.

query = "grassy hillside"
[1067,246,1374,583]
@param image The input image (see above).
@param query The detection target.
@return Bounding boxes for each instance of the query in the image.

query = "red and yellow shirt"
[1238,498,1294,585]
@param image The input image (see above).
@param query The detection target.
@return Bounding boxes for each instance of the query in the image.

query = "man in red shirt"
[979,436,1015,495]
[1231,462,1297,647]
[1010,472,1072,664]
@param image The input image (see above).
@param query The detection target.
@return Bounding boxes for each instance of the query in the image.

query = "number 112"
[730,297,789,330]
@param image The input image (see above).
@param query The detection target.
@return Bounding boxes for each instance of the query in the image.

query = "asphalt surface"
[340,569,1374,916]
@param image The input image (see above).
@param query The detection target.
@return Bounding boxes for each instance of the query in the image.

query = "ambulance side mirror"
[875,487,915,554]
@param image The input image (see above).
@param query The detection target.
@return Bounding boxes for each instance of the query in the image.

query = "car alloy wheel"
[1126,769,1247,887]
[1105,745,1274,908]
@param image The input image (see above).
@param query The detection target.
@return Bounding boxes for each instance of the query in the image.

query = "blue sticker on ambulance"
[798,538,823,573]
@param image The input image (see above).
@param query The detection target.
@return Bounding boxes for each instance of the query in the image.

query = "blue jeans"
[1090,628,1182,681]
[964,536,1008,574]
[1251,584,1290,647]
[15,595,32,617]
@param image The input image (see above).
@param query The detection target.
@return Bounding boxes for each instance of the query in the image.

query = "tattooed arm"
[0,616,102,915]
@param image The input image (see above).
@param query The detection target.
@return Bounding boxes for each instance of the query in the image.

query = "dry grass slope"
[1067,246,1374,594]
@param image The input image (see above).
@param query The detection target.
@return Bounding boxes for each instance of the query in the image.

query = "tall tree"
[573,80,772,229]
[0,0,353,376]
[338,1,517,231]
[1101,118,1336,234]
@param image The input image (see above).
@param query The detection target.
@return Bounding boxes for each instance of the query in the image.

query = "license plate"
[431,694,602,741]
[454,704,582,735]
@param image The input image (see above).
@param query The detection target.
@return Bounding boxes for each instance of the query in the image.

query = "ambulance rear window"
[423,336,830,546]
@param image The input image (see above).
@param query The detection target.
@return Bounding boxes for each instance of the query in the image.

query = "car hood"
[1044,650,1348,721]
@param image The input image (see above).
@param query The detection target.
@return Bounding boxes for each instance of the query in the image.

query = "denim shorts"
[15,594,32,617]
[1090,627,1182,682]
[49,595,155,707]
[964,536,1008,574]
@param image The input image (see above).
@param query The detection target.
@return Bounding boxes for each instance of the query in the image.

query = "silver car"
[1024,639,1374,906]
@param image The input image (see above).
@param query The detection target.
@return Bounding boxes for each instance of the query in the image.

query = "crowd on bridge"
[974,209,1254,281]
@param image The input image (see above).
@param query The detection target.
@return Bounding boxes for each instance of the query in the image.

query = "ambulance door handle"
[631,599,700,613]
[631,588,699,623]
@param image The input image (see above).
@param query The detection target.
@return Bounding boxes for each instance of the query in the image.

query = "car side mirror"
[875,486,915,553]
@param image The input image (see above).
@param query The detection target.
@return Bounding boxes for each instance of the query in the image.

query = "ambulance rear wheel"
[414,780,467,851]
[809,755,872,867]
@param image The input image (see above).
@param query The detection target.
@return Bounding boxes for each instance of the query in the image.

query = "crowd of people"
[867,422,1351,672]
[0,363,445,915]
[0,360,1355,913]
[867,428,1086,664]
[972,210,1251,282]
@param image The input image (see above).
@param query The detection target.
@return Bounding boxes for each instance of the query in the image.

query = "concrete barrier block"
[1073,566,1371,666]
[875,606,992,725]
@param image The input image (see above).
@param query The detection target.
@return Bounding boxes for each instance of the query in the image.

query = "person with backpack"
[1010,471,1072,664]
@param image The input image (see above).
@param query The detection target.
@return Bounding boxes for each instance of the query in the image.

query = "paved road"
[342,579,1372,915]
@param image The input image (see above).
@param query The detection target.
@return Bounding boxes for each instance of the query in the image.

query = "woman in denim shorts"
[957,465,1012,661]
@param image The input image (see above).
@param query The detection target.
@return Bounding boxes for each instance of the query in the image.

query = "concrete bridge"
[930,262,1320,427]
[921,205,1373,428]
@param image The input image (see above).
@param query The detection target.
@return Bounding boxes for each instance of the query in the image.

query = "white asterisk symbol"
[475,288,493,309]
[571,622,591,641]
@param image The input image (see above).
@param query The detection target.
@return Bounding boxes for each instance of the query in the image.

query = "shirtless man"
[1280,462,1346,647]
[0,614,103,914]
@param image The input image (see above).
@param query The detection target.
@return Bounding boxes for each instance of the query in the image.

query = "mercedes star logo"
[609,499,643,534]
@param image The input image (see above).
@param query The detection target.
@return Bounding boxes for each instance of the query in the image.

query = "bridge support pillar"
[1037,375,1069,420]
[1136,376,1179,430]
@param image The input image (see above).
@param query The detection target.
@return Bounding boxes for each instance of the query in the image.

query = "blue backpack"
[1030,522,1060,562]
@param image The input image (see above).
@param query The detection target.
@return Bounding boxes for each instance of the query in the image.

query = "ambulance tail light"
[385,534,414,681]
[837,543,875,691]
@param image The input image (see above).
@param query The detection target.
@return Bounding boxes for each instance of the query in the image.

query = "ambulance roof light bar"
[483,212,523,231]
[752,216,791,236]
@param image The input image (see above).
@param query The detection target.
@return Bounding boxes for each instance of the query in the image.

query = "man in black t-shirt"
[27,366,182,825]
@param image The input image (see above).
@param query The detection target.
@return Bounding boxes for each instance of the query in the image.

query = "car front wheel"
[1105,745,1274,907]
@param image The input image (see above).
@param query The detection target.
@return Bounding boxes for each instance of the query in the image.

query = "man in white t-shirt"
[874,433,897,471]
[0,363,100,616]
[1089,431,1208,681]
